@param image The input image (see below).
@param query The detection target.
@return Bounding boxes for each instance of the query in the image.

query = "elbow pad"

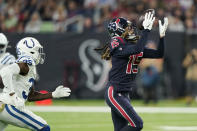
[0,63,20,93]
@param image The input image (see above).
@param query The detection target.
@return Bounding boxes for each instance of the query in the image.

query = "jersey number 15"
[126,52,143,74]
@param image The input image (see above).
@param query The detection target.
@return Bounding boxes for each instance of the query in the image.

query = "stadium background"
[1,0,197,131]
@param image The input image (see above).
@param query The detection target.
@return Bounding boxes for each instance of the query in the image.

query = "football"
[137,9,155,30]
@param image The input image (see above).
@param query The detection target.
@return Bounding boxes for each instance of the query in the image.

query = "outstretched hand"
[52,85,71,98]
[159,17,168,38]
[142,12,155,30]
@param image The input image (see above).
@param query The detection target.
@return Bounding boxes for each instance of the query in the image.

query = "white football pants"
[0,104,47,131]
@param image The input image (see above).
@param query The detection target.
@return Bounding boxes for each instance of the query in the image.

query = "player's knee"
[136,118,143,129]
[40,125,50,131]
[138,120,143,129]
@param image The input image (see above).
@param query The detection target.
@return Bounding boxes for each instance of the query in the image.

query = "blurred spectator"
[5,8,18,32]
[83,17,94,32]
[25,12,42,33]
[67,0,81,18]
[184,9,195,33]
[53,4,67,32]
[140,41,164,104]
[0,0,196,33]
[39,0,56,21]
[16,21,24,33]
[179,0,193,10]
[66,0,83,32]
[0,13,6,32]
[141,66,160,104]
[149,0,158,9]
[23,0,37,17]
[53,4,67,22]
[97,5,112,32]
[0,0,6,12]
[156,8,165,20]
[183,49,197,106]
[168,9,185,32]
[84,0,98,8]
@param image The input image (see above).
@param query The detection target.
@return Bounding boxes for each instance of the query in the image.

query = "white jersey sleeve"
[0,63,20,93]
[16,56,36,66]
[0,53,15,69]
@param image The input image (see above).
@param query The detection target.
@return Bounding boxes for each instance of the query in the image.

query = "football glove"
[142,12,155,30]
[52,85,71,98]
[159,17,168,38]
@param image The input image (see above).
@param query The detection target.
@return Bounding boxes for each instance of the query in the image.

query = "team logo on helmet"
[108,22,117,32]
[23,39,35,48]
[16,37,45,65]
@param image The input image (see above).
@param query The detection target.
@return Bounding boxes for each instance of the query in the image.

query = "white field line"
[160,126,197,131]
[26,106,197,113]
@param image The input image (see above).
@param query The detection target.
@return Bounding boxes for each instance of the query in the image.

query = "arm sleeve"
[0,63,20,93]
[6,55,16,65]
[143,38,164,58]
[1,54,15,65]
[111,29,150,57]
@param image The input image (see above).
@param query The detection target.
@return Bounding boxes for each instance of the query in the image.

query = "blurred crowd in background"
[0,0,197,33]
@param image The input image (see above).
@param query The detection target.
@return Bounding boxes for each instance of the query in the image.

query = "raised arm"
[143,38,164,58]
[111,30,150,57]
[143,17,168,59]
[112,12,155,57]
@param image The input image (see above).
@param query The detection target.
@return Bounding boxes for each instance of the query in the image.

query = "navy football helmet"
[107,17,139,41]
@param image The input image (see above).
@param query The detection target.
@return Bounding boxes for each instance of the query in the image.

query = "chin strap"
[126,35,140,43]
[121,26,140,42]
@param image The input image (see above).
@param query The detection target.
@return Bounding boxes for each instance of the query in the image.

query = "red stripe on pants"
[108,86,136,127]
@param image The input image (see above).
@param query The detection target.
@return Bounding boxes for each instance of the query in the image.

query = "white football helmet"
[16,37,45,65]
[0,33,8,55]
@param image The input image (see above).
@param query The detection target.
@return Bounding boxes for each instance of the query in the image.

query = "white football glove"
[159,17,168,38]
[142,12,155,30]
[52,85,71,98]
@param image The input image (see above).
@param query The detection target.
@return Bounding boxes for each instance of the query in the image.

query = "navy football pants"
[105,85,143,131]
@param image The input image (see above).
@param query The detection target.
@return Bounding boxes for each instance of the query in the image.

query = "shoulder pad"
[0,53,16,65]
[110,37,125,49]
[16,56,35,66]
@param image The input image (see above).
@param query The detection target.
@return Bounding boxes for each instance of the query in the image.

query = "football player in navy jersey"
[96,11,168,131]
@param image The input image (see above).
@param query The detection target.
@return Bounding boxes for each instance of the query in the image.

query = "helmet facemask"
[38,47,45,64]
[31,46,45,65]
[0,33,9,56]
[0,44,7,55]
[121,23,140,42]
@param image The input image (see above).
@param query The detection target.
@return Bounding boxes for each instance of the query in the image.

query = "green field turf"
[6,112,197,131]
[5,100,197,131]
[26,99,197,107]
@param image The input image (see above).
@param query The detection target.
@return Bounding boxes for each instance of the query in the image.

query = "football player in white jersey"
[0,37,71,131]
[0,33,16,94]
[0,33,15,69]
